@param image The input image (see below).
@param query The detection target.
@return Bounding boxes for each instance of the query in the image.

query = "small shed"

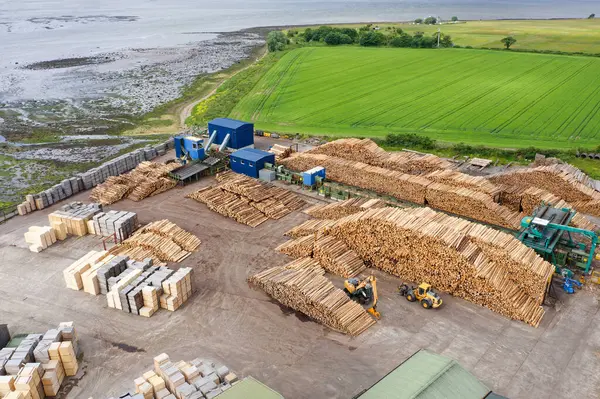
[356,349,491,399]
[208,118,254,150]
[302,166,326,186]
[230,148,275,178]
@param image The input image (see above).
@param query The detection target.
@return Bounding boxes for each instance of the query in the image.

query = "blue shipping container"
[302,166,326,186]
[208,118,254,150]
[230,148,275,178]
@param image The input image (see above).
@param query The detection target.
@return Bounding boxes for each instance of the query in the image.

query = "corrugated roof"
[358,350,490,399]
[172,163,208,180]
[216,377,284,399]
[231,148,274,162]
[208,118,252,129]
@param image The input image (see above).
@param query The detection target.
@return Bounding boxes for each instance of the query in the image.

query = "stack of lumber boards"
[249,265,376,335]
[303,207,554,327]
[425,183,523,230]
[488,164,600,203]
[108,220,200,264]
[304,198,386,220]
[24,226,58,253]
[0,322,80,398]
[187,171,305,227]
[269,143,293,160]
[48,202,103,236]
[90,161,179,205]
[284,219,337,238]
[117,353,239,399]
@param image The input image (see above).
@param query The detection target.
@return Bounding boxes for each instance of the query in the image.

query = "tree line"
[288,25,453,48]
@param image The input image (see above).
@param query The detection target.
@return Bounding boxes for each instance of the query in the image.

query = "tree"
[267,31,287,52]
[589,13,595,19]
[451,16,459,22]
[286,30,297,38]
[303,28,314,42]
[414,18,423,24]
[359,31,386,47]
[424,16,437,25]
[312,26,333,41]
[396,27,404,35]
[340,28,359,42]
[324,32,353,45]
[440,34,453,47]
[501,36,517,49]
[390,33,413,48]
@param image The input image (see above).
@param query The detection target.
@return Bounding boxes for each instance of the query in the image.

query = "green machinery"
[518,206,598,273]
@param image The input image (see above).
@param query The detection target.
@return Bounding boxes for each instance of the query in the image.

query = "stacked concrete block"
[92,211,138,241]
[24,226,56,253]
[0,375,16,395]
[14,363,44,399]
[63,250,110,290]
[5,335,42,375]
[160,268,193,312]
[48,202,102,237]
[96,256,129,295]
[140,287,160,318]
[107,269,144,310]
[32,329,62,364]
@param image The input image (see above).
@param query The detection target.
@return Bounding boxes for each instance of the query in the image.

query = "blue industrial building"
[230,148,275,178]
[208,118,254,150]
[302,166,326,186]
[174,136,205,163]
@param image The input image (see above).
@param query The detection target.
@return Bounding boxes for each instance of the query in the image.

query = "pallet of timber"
[249,266,376,335]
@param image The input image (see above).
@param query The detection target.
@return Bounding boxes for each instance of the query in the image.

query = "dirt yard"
[1,165,600,398]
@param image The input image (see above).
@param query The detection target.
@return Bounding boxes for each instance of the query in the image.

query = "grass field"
[313,19,600,54]
[230,47,600,149]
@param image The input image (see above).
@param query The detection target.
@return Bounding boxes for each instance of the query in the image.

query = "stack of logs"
[248,259,376,336]
[284,206,553,327]
[280,153,522,230]
[521,188,597,231]
[304,198,386,220]
[109,220,200,264]
[90,162,179,205]
[187,171,305,227]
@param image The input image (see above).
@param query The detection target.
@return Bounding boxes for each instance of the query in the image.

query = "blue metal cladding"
[208,118,254,149]
[302,166,326,186]
[230,149,275,178]
[174,136,205,160]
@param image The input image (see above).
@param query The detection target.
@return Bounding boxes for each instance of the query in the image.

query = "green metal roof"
[357,350,490,399]
[217,376,284,399]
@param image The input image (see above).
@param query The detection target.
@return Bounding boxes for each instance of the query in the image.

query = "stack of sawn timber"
[307,207,553,327]
[304,198,386,220]
[108,220,200,264]
[249,263,376,336]
[186,171,305,227]
[280,153,523,230]
[90,161,180,205]
[114,353,239,399]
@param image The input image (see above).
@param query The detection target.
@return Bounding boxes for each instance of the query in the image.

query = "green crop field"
[230,47,600,149]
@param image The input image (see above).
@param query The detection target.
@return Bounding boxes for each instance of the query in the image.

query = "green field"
[230,47,600,149]
[308,19,600,54]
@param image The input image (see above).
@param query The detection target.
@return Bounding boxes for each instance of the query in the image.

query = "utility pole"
[437,28,441,48]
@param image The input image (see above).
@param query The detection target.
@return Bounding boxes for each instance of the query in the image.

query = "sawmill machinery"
[518,205,598,273]
[344,276,381,319]
[398,283,443,309]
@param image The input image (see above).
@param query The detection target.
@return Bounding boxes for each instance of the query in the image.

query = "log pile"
[248,265,376,335]
[313,235,366,277]
[280,153,430,205]
[282,257,325,275]
[499,185,524,212]
[571,200,600,219]
[488,164,600,203]
[187,171,305,227]
[275,235,316,258]
[269,144,294,160]
[306,207,554,326]
[425,183,523,229]
[304,198,386,220]
[520,188,597,231]
[425,170,502,199]
[284,219,337,238]
[385,152,455,175]
[108,220,200,264]
[90,162,180,205]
